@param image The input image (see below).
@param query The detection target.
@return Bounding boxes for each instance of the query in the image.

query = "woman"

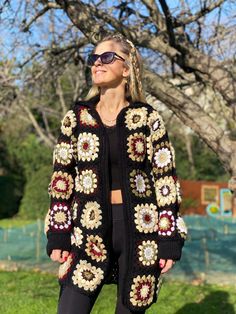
[45,34,187,314]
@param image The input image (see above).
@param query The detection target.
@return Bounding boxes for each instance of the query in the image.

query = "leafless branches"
[21,2,61,32]
[174,0,226,27]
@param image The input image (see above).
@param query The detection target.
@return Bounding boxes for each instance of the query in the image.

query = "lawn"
[0,270,236,314]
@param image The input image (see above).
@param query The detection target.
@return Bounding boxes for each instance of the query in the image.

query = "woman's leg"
[57,285,100,314]
[111,204,145,314]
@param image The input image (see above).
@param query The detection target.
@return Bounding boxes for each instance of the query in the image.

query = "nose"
[94,57,102,66]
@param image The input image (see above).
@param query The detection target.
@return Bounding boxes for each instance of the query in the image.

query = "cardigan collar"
[75,94,146,110]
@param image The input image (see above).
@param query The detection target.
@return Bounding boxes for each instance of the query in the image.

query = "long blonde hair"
[85,34,146,103]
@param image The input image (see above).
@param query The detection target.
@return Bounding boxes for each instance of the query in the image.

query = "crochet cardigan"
[45,95,187,312]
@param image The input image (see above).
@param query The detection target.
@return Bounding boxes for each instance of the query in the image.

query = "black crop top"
[105,125,121,190]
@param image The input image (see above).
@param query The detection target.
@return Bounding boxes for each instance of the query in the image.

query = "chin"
[94,80,123,90]
[93,81,111,88]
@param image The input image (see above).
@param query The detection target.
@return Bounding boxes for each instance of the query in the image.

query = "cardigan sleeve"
[45,107,77,257]
[147,108,187,261]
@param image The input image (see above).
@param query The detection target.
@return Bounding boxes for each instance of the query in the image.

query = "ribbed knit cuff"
[158,238,184,261]
[46,232,71,257]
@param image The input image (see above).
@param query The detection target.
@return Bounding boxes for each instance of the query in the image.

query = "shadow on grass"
[175,291,235,314]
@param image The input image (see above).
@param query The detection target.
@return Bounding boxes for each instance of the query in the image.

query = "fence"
[171,215,236,284]
[0,216,236,283]
[0,219,53,272]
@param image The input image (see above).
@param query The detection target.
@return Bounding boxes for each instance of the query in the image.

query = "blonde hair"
[85,34,146,103]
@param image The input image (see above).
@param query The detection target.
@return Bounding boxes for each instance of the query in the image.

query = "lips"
[95,70,106,74]
[94,67,106,74]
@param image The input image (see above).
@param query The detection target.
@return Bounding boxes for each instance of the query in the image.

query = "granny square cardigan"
[45,95,187,311]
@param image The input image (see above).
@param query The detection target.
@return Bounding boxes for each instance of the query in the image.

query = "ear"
[122,64,130,79]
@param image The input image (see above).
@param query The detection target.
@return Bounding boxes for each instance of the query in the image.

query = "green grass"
[0,270,236,314]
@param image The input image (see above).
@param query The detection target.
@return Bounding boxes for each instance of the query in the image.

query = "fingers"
[62,251,70,262]
[159,259,166,268]
[159,259,175,274]
[50,249,63,262]
[50,250,70,263]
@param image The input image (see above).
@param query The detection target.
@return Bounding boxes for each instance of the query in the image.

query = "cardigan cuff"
[158,238,184,261]
[46,232,71,257]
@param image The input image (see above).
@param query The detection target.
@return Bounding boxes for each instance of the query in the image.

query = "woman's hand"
[159,259,175,274]
[50,249,70,263]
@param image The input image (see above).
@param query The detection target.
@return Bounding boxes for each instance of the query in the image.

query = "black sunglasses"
[87,51,126,66]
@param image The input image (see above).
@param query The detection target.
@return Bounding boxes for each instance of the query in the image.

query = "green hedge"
[19,165,52,219]
[0,176,19,218]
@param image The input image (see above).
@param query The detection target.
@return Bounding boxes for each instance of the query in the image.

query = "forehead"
[94,40,121,54]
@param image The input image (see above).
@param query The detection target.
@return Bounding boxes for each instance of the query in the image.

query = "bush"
[18,165,52,219]
[1,132,53,219]
[0,176,19,218]
[181,197,199,215]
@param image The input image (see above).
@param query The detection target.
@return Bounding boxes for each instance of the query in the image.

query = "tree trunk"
[144,69,236,176]
[184,132,196,178]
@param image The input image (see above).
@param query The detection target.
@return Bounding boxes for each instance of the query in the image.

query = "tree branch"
[140,0,166,32]
[158,0,176,46]
[21,2,61,32]
[0,104,28,123]
[18,38,88,73]
[174,0,226,27]
[55,0,105,43]
[181,48,236,107]
[19,100,54,147]
[55,76,67,116]
[41,110,56,143]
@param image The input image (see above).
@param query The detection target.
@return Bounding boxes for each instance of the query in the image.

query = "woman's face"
[91,40,129,89]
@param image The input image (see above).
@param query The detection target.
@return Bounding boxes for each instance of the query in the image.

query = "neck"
[98,87,128,113]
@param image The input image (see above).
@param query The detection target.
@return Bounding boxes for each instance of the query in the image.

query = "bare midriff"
[111,189,123,204]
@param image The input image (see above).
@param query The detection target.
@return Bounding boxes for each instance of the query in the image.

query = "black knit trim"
[75,94,100,108]
[158,238,184,261]
[76,94,148,110]
[46,232,71,257]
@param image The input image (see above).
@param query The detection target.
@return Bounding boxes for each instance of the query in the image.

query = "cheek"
[91,67,96,77]
[91,68,100,82]
[110,65,125,78]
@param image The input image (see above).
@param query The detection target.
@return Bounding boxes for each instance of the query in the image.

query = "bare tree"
[0,0,89,146]
[1,0,236,214]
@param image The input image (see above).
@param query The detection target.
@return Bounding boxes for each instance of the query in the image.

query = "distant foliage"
[19,165,52,219]
[0,132,52,219]
[0,176,19,218]
[11,134,52,180]
[14,134,52,218]
[173,135,229,182]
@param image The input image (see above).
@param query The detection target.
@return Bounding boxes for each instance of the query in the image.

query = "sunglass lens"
[101,52,114,64]
[87,54,98,66]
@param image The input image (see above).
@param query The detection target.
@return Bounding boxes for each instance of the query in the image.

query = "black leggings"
[57,204,145,314]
